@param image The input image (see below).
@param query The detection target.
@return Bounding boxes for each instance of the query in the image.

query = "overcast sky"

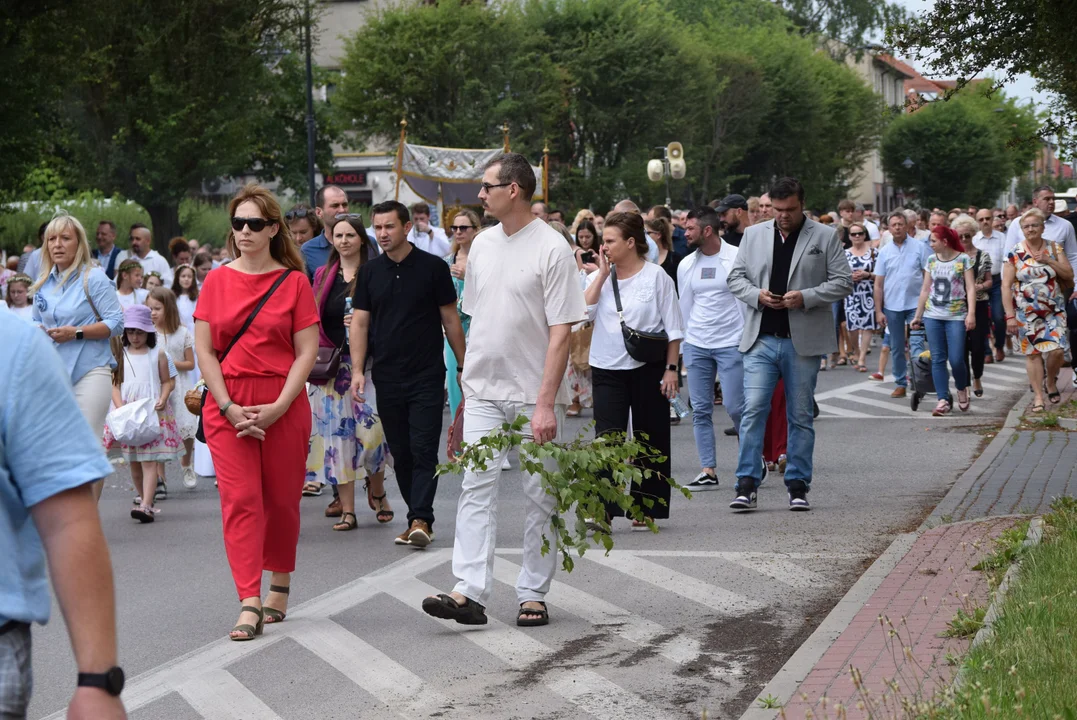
[893,0,1051,110]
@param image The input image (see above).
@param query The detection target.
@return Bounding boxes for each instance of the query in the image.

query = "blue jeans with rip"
[923,317,968,402]
[734,335,819,494]
[682,342,744,470]
[884,308,925,388]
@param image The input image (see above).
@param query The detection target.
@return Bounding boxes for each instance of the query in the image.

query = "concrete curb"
[737,390,1033,720]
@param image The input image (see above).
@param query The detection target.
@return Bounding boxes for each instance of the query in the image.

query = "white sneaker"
[182,466,197,489]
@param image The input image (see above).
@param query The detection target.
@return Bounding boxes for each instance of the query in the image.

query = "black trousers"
[375,375,443,527]
[966,300,991,380]
[592,364,673,520]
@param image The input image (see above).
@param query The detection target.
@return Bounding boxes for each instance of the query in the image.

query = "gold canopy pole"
[542,141,549,202]
[502,123,511,153]
[394,118,407,201]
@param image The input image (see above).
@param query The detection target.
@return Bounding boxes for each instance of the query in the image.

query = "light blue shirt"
[24,247,42,282]
[876,236,930,312]
[0,313,115,625]
[31,265,124,385]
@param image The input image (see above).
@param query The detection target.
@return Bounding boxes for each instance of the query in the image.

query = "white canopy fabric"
[397,143,545,204]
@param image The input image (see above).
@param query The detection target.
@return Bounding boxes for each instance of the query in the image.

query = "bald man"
[611,200,659,262]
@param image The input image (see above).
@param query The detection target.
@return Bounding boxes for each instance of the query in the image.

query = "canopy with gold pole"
[393,120,547,218]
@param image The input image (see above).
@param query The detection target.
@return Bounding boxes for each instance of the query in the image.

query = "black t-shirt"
[760,222,804,338]
[319,269,351,349]
[723,228,743,247]
[352,244,456,384]
[660,249,683,292]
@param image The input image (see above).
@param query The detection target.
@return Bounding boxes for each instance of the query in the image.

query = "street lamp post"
[304,0,316,207]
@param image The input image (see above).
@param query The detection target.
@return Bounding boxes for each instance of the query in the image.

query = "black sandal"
[230,605,264,641]
[517,601,549,627]
[262,584,289,624]
[421,593,488,625]
[333,511,358,532]
[366,482,394,524]
[1049,390,1061,404]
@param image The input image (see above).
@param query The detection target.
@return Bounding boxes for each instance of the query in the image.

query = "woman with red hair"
[911,225,977,415]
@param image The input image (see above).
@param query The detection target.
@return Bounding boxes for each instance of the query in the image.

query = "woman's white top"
[117,288,148,311]
[585,262,684,370]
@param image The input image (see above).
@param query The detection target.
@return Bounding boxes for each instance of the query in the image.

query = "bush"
[0,196,231,255]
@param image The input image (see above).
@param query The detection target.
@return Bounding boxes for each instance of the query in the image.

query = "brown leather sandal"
[333,512,358,532]
[262,585,289,624]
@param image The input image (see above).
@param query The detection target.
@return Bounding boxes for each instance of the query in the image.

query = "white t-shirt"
[585,263,683,371]
[863,220,881,241]
[682,251,744,349]
[132,250,174,287]
[116,288,148,311]
[408,227,451,258]
[461,219,586,405]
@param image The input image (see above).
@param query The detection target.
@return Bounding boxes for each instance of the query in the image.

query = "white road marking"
[584,553,763,614]
[290,617,449,718]
[709,553,828,589]
[814,402,874,418]
[175,669,284,720]
[983,363,1030,377]
[832,394,919,414]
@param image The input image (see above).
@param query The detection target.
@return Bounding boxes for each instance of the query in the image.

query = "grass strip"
[942,497,1077,717]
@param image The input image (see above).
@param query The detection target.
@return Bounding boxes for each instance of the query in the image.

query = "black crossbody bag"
[195,269,293,442]
[610,265,668,364]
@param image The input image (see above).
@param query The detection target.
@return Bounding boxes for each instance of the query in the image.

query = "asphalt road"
[28,354,1027,720]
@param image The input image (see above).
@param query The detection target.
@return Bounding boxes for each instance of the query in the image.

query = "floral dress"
[1008,241,1070,356]
[103,347,183,462]
[844,248,877,330]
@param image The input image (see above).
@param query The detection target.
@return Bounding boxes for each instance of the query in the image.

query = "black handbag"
[195,269,293,442]
[308,343,344,382]
[610,265,668,364]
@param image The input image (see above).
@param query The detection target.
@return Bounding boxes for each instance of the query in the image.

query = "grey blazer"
[727,217,853,356]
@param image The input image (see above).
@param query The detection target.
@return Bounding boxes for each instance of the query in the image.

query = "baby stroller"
[907,326,934,411]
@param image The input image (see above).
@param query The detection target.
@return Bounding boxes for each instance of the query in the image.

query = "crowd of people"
[4,157,1076,717]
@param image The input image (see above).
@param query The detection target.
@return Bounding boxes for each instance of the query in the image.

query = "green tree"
[880,94,1020,208]
[55,0,340,252]
[888,0,1075,143]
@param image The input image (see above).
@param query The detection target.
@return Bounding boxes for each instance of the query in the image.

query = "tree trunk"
[145,203,183,256]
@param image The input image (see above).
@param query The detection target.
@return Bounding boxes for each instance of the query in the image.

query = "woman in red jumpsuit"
[195,184,320,640]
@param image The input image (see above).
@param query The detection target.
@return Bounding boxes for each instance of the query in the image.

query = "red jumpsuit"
[195,267,319,599]
[763,379,788,464]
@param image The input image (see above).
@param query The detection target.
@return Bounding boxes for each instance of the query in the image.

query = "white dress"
[117,288,148,311]
[161,328,197,440]
[103,347,182,462]
[177,294,197,334]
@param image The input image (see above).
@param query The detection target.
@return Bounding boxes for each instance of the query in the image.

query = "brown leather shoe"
[393,528,412,546]
[890,387,907,398]
[994,349,1005,363]
[407,520,433,548]
[325,497,342,517]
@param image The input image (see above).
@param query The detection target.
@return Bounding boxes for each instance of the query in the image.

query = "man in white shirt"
[974,208,1008,362]
[91,221,126,280]
[128,224,173,287]
[421,153,585,628]
[1005,186,1077,266]
[678,206,746,492]
[406,202,451,257]
[853,203,880,242]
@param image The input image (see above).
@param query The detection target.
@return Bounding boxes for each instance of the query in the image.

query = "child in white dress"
[103,304,182,522]
[148,287,198,488]
[115,258,148,310]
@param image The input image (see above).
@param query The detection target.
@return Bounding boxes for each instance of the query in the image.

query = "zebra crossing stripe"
[175,669,284,720]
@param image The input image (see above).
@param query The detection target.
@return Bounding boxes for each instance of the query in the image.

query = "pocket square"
[807,246,823,255]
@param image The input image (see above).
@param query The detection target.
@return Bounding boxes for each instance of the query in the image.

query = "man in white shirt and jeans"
[422,153,585,628]
[678,206,746,491]
[974,208,1008,362]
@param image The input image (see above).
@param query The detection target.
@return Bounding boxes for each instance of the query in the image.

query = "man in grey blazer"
[726,177,853,511]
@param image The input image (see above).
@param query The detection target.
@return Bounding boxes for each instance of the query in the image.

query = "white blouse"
[585,262,684,370]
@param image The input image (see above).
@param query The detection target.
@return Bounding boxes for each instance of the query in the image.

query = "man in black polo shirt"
[727,178,852,512]
[350,200,466,548]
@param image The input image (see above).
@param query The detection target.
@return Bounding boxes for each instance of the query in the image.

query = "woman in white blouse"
[585,212,684,528]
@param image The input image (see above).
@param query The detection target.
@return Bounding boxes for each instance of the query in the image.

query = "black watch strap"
[78,667,125,696]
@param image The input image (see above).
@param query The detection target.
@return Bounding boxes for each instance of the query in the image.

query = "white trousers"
[73,366,113,438]
[452,400,564,607]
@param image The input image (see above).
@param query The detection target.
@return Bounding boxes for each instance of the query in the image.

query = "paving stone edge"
[737,390,1033,720]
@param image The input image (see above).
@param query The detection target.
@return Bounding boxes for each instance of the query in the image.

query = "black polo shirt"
[760,221,804,338]
[353,244,456,385]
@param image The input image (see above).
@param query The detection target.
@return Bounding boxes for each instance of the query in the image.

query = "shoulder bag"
[81,269,126,386]
[610,265,668,364]
[194,269,293,443]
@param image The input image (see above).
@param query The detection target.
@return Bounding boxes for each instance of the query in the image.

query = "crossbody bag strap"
[81,270,103,322]
[217,269,293,367]
[609,265,624,318]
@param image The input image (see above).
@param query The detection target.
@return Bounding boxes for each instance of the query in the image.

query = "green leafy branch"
[437,415,691,572]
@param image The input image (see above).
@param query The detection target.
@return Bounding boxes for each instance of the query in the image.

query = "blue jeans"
[682,342,744,469]
[884,308,925,387]
[988,278,1006,353]
[734,336,819,493]
[923,317,968,402]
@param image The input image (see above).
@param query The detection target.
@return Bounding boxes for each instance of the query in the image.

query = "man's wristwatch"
[666,364,678,372]
[75,327,84,341]
[77,667,125,696]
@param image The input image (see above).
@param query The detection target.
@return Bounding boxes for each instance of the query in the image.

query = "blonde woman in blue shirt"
[30,214,124,500]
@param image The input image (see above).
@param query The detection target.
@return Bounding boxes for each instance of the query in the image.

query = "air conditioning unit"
[201,177,239,196]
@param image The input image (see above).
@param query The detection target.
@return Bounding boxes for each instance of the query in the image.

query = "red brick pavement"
[779,517,1018,719]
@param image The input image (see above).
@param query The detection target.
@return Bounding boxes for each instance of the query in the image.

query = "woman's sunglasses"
[849,231,866,237]
[285,208,312,221]
[231,217,269,233]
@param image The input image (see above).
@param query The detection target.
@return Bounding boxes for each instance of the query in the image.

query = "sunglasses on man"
[284,208,312,221]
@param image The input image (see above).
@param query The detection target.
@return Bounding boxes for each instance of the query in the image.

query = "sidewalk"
[742,368,1076,719]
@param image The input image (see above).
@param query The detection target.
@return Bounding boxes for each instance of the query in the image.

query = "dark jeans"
[592,364,673,520]
[375,375,444,527]
[988,276,1006,353]
[1067,299,1077,370]
[967,300,991,380]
